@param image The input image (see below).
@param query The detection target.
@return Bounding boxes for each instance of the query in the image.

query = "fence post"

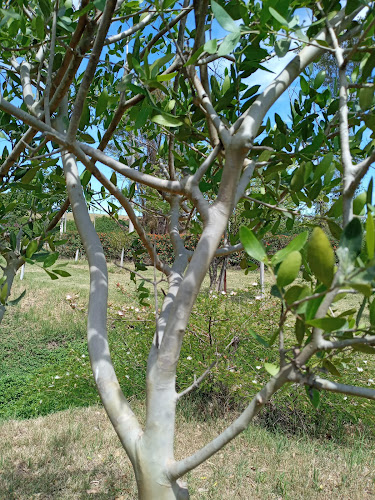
[120,247,124,267]
[260,261,265,297]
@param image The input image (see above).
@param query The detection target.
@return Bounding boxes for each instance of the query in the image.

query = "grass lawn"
[0,259,374,498]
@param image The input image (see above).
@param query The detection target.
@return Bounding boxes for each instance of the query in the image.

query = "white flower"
[117,310,125,316]
[343,396,348,400]
[39,400,42,404]
[357,367,364,372]
[230,291,237,296]
[135,308,139,312]
[255,295,263,300]
[187,356,192,361]
[125,375,130,379]
[65,294,72,300]
[66,372,70,376]
[54,375,61,379]
[363,360,368,364]
[221,291,226,295]
[252,282,258,286]
[368,379,374,384]
[81,354,86,358]
[127,351,130,355]
[252,379,258,384]
[212,295,217,299]
[256,366,261,370]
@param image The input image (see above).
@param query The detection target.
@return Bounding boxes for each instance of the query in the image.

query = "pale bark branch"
[190,70,231,146]
[44,0,59,127]
[57,106,142,459]
[302,375,375,400]
[104,9,156,45]
[20,62,35,112]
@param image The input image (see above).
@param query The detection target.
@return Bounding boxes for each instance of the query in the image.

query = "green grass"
[1,260,375,441]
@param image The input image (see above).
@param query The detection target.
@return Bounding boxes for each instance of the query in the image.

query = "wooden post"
[260,261,265,297]
[120,248,124,267]
[20,264,25,280]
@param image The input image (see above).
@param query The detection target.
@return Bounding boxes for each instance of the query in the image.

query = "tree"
[1,1,375,498]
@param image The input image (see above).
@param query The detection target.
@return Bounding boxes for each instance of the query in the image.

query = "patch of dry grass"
[0,404,374,499]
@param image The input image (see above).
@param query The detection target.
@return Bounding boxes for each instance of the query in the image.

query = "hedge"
[57,230,296,267]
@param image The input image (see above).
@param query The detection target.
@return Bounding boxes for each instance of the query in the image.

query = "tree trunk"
[0,253,23,324]
[209,258,219,290]
[134,465,189,500]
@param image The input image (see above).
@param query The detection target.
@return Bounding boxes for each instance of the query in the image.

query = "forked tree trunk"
[134,463,189,500]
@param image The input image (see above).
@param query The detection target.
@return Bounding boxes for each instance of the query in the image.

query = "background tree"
[0,1,375,499]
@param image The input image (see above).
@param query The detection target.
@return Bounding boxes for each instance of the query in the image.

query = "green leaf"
[4,201,17,213]
[218,31,241,56]
[306,387,320,409]
[323,359,341,377]
[35,15,44,39]
[116,73,132,92]
[284,285,310,306]
[277,250,301,288]
[264,363,279,376]
[240,227,267,262]
[80,133,96,144]
[26,240,38,259]
[275,39,290,58]
[359,86,374,111]
[212,0,239,32]
[22,167,39,184]
[7,289,26,306]
[338,217,362,263]
[81,170,91,187]
[44,269,59,280]
[93,0,106,11]
[269,7,289,26]
[156,72,178,82]
[184,46,204,66]
[268,330,278,347]
[96,89,108,117]
[38,0,51,17]
[151,114,183,128]
[0,282,8,305]
[366,213,374,259]
[352,344,375,354]
[53,269,71,277]
[300,76,309,94]
[272,231,308,265]
[306,317,346,332]
[314,70,326,89]
[353,192,366,215]
[295,318,305,345]
[352,283,372,297]
[248,328,269,348]
[43,252,59,268]
[9,231,16,251]
[204,39,217,54]
[150,53,174,77]
[327,220,342,240]
[369,299,375,326]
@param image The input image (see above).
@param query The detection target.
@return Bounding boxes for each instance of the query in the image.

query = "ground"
[0,260,374,498]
